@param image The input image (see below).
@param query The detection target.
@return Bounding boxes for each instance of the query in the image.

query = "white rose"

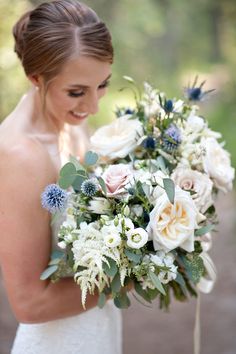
[201,137,235,192]
[87,197,111,214]
[147,186,205,252]
[90,115,143,160]
[127,228,148,249]
[172,167,213,213]
[102,164,133,198]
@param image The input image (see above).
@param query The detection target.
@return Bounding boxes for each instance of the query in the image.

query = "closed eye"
[68,80,110,98]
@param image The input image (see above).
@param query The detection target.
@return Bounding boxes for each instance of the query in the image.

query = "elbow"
[13,298,45,324]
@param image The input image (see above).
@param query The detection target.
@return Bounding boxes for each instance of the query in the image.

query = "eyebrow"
[68,73,112,89]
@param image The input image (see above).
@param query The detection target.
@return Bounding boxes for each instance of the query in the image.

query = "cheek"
[48,90,73,112]
[98,88,107,100]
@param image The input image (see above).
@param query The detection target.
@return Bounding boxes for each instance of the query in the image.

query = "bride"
[0,1,122,353]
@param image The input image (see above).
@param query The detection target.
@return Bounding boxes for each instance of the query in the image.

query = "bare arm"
[0,139,100,324]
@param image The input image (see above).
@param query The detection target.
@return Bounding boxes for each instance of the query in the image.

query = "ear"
[28,74,44,88]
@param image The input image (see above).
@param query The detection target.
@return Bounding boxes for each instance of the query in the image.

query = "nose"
[80,91,99,115]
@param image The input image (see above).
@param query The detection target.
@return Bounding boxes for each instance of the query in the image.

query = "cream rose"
[171,167,213,213]
[90,115,143,160]
[102,164,133,198]
[147,186,205,252]
[201,137,235,193]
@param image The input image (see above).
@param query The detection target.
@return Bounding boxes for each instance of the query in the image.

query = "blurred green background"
[0,0,235,168]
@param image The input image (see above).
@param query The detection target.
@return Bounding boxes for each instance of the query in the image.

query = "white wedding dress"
[11,129,122,354]
[11,211,122,354]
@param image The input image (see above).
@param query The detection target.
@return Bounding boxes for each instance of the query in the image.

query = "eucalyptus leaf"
[69,155,85,170]
[103,258,118,277]
[111,273,121,293]
[194,224,214,236]
[84,151,99,166]
[60,162,77,177]
[163,178,175,204]
[124,249,142,264]
[149,270,166,295]
[98,177,107,195]
[40,265,58,280]
[98,292,106,309]
[156,156,167,173]
[134,282,152,303]
[114,292,131,309]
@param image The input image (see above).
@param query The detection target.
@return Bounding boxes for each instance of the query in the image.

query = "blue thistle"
[81,178,99,197]
[115,107,135,118]
[164,99,174,113]
[162,124,181,152]
[125,108,135,115]
[41,184,68,213]
[142,136,156,150]
[185,76,215,101]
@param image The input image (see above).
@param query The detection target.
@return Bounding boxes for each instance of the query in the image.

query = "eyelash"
[68,81,110,98]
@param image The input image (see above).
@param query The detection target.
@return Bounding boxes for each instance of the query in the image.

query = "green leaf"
[163,178,175,204]
[194,224,214,236]
[175,272,188,296]
[98,177,107,195]
[103,258,118,277]
[147,288,159,300]
[180,254,205,284]
[40,265,58,280]
[98,292,106,309]
[60,162,77,177]
[111,273,121,293]
[114,292,131,309]
[59,163,77,189]
[69,155,85,170]
[134,282,152,303]
[51,250,65,260]
[84,151,99,166]
[149,270,166,295]
[124,249,142,264]
[156,156,167,173]
[71,170,87,191]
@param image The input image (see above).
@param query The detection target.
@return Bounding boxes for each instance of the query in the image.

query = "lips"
[70,111,88,120]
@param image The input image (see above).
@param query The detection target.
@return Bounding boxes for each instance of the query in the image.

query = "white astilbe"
[72,222,121,308]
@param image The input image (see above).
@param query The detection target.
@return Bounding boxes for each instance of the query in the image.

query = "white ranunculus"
[147,186,205,252]
[87,197,111,214]
[90,115,143,160]
[201,137,235,192]
[130,204,143,217]
[103,231,122,248]
[127,228,148,249]
[172,167,213,213]
[102,164,133,198]
[187,113,206,133]
[58,241,67,249]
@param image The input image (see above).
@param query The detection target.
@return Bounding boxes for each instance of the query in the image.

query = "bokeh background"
[0,0,235,353]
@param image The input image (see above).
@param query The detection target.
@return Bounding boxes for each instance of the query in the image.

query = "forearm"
[20,277,99,324]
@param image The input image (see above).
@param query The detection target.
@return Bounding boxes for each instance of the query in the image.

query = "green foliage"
[163,178,175,204]
[149,270,166,296]
[103,257,118,277]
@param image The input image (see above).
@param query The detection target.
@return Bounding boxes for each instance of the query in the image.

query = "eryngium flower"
[81,178,99,197]
[162,124,182,152]
[184,76,215,101]
[164,99,174,113]
[162,124,181,152]
[142,136,156,150]
[41,184,68,213]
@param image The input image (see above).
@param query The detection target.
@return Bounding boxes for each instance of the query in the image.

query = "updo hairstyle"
[13,0,113,85]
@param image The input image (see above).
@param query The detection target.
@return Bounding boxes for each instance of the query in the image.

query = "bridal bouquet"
[41,77,234,310]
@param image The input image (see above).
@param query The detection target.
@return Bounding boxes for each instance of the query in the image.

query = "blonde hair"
[13,0,113,84]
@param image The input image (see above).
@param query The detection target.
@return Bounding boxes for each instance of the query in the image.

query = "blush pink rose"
[102,164,133,198]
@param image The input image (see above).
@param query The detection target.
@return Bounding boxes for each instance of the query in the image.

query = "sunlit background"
[0,1,235,354]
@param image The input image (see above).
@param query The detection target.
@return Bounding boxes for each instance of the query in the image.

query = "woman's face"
[40,56,112,128]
